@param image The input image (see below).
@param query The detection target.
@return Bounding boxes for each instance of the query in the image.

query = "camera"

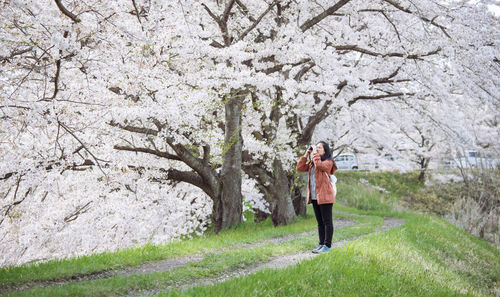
[307,145,313,151]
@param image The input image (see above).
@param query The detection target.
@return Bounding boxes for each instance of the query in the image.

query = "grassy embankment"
[1,208,380,297]
[164,171,499,297]
[1,171,498,297]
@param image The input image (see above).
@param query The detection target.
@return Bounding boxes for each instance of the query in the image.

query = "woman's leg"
[319,203,333,248]
[311,200,325,245]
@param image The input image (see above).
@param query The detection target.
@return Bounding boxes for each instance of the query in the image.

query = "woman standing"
[296,141,337,253]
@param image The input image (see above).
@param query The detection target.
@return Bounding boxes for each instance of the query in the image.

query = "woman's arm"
[331,160,338,174]
[296,156,309,172]
[312,154,333,173]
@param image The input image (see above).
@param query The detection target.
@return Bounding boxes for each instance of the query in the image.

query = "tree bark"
[216,90,245,232]
[270,158,296,225]
[253,209,270,223]
[418,157,430,183]
[242,156,296,226]
[291,174,308,216]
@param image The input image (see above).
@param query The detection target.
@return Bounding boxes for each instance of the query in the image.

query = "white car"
[455,151,498,169]
[334,154,359,170]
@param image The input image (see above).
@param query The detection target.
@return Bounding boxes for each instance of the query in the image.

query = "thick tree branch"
[260,57,311,75]
[108,121,159,136]
[0,47,32,63]
[235,0,256,22]
[369,67,410,84]
[166,168,214,197]
[202,1,236,46]
[166,141,220,190]
[329,44,441,60]
[209,40,225,48]
[222,0,237,24]
[201,3,220,23]
[109,120,218,190]
[113,145,181,160]
[299,81,347,146]
[50,59,61,99]
[294,62,316,81]
[300,0,351,32]
[348,92,414,106]
[203,145,211,165]
[54,0,81,23]
[0,172,15,181]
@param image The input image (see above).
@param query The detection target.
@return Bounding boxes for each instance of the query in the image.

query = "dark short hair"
[317,141,332,161]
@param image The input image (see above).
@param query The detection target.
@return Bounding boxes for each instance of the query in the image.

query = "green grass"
[337,181,395,212]
[162,213,500,297]
[0,210,328,287]
[2,211,382,297]
[335,170,459,215]
[337,170,424,199]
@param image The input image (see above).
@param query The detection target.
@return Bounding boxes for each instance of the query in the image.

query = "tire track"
[1,218,356,294]
[132,217,405,297]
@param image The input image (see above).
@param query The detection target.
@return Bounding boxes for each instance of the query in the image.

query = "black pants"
[311,200,334,248]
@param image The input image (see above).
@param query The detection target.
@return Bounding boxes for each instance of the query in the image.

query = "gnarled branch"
[300,0,351,32]
[370,66,410,84]
[348,92,415,106]
[166,168,214,197]
[0,47,32,62]
[108,121,159,136]
[113,145,181,161]
[235,0,256,22]
[54,0,81,23]
[299,81,347,146]
[329,44,441,60]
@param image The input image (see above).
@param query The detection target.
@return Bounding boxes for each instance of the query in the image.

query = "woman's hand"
[304,148,312,158]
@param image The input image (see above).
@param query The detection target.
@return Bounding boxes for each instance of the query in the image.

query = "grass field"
[164,212,499,297]
[1,171,498,297]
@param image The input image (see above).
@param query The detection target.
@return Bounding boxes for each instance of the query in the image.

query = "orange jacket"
[296,154,337,205]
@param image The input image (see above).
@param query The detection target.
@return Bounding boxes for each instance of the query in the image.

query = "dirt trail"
[132,217,406,297]
[0,218,356,294]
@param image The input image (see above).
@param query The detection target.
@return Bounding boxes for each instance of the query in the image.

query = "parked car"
[455,151,498,169]
[334,154,359,170]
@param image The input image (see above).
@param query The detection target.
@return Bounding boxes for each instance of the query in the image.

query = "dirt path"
[132,217,406,297]
[1,218,356,294]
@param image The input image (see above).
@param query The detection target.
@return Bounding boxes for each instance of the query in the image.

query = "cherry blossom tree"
[1,0,499,267]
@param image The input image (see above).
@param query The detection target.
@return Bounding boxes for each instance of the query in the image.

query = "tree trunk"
[253,209,270,223]
[270,158,296,226]
[291,174,308,216]
[418,157,430,183]
[418,170,425,183]
[242,156,296,225]
[215,90,245,232]
[212,192,223,231]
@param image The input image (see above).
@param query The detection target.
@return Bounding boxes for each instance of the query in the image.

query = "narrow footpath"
[2,216,406,296]
[132,217,405,297]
